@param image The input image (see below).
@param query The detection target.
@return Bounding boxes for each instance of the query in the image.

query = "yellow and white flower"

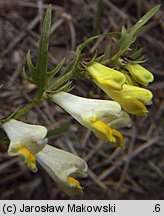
[96,83,152,116]
[36,144,87,197]
[51,92,131,149]
[2,119,88,196]
[2,119,47,172]
[125,63,154,86]
[86,62,153,116]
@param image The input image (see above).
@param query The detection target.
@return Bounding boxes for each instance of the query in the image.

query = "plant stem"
[9,71,73,120]
[14,98,42,120]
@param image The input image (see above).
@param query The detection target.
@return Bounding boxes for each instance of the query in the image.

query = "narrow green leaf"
[130,4,160,35]
[100,44,111,62]
[118,26,135,53]
[93,0,104,34]
[22,67,36,84]
[89,50,98,63]
[47,58,65,80]
[76,35,100,57]
[115,4,160,59]
[130,47,143,59]
[56,81,72,92]
[122,25,126,33]
[26,50,36,79]
[47,123,69,137]
[36,5,52,98]
[94,54,104,62]
[128,58,147,64]
[48,79,72,92]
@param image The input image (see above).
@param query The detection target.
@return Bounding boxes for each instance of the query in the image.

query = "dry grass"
[0,0,164,199]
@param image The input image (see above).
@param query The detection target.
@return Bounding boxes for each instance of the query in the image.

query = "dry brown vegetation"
[0,0,164,199]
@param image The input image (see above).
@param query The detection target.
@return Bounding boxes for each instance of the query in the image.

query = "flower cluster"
[85,62,153,117]
[49,61,153,151]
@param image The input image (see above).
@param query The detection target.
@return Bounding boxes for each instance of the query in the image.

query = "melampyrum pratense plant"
[0,4,160,197]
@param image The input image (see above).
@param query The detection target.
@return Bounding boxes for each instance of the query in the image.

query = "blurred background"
[0,0,164,199]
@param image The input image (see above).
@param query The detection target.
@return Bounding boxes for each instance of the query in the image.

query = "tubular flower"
[2,119,47,172]
[125,63,154,86]
[86,62,153,116]
[2,119,88,196]
[95,83,152,116]
[85,61,126,90]
[36,145,88,197]
[51,92,131,149]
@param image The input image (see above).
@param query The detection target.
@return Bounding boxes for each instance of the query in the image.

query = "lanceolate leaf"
[47,58,65,80]
[116,5,160,58]
[100,44,111,62]
[23,5,53,98]
[35,5,52,98]
[26,50,37,80]
[47,123,70,137]
[93,0,104,34]
[130,4,160,35]
[22,67,36,84]
[76,35,100,57]
[130,47,143,59]
[55,81,72,92]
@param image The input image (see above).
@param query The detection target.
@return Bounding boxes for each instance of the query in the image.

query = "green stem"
[14,98,42,120]
[7,71,73,121]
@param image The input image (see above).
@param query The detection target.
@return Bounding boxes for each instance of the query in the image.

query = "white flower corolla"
[36,144,88,197]
[3,119,47,172]
[51,92,131,149]
[2,119,88,196]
